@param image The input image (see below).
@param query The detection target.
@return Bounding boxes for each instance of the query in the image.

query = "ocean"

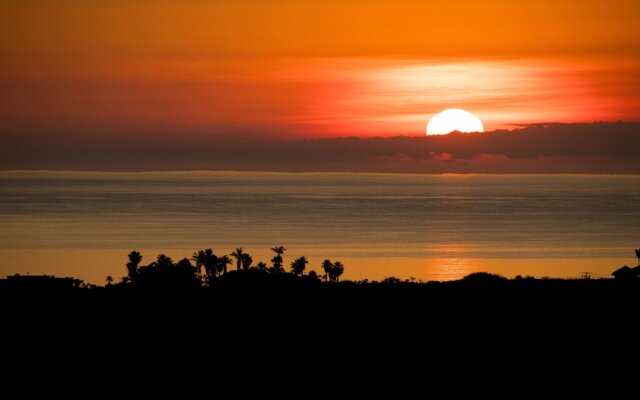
[0,171,638,283]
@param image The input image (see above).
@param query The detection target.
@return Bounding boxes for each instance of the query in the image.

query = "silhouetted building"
[611,266,640,280]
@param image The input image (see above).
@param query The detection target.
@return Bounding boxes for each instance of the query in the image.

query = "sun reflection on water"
[425,257,483,281]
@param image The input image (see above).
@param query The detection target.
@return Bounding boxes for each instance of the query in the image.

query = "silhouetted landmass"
[2,248,639,305]
[2,247,639,292]
[3,247,640,356]
[4,268,640,320]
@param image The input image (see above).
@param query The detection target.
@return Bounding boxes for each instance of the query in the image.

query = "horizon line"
[2,169,640,177]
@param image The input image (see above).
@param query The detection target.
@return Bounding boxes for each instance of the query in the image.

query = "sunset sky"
[1,0,640,171]
[2,1,640,285]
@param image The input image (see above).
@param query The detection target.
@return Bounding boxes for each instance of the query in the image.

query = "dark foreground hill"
[3,271,639,328]
[3,271,638,376]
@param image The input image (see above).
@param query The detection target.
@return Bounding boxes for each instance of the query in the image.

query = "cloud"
[1,123,639,173]
[424,122,639,160]
[212,122,640,166]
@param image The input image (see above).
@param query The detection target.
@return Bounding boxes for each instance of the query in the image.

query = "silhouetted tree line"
[5,248,638,293]
[118,246,345,288]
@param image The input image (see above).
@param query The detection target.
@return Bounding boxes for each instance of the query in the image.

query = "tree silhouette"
[106,276,113,286]
[203,249,218,279]
[320,260,345,282]
[271,246,286,273]
[240,253,253,270]
[291,256,308,276]
[256,261,268,271]
[193,248,218,281]
[308,270,320,281]
[332,261,344,282]
[218,255,232,275]
[176,258,194,270]
[192,250,206,279]
[133,253,200,289]
[175,258,200,287]
[636,248,640,266]
[155,254,174,269]
[126,250,143,282]
[231,247,244,271]
[321,259,333,282]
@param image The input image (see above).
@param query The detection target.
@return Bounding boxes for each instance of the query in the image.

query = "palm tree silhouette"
[204,249,217,279]
[106,276,113,286]
[271,246,286,273]
[240,253,253,270]
[192,250,207,279]
[126,250,143,282]
[291,256,308,276]
[231,247,244,270]
[218,255,232,275]
[321,259,333,282]
[332,261,344,282]
[194,248,218,280]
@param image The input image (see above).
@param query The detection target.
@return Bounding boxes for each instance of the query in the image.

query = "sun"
[426,109,484,135]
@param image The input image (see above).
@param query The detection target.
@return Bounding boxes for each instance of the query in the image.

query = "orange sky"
[2,0,640,139]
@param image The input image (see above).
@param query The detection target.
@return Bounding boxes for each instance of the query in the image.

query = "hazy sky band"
[2,1,640,171]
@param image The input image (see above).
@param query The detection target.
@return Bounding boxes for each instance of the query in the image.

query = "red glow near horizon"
[2,55,638,140]
[3,1,640,141]
[286,58,634,137]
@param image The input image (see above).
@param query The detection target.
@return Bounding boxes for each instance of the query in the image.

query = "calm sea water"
[1,171,638,283]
